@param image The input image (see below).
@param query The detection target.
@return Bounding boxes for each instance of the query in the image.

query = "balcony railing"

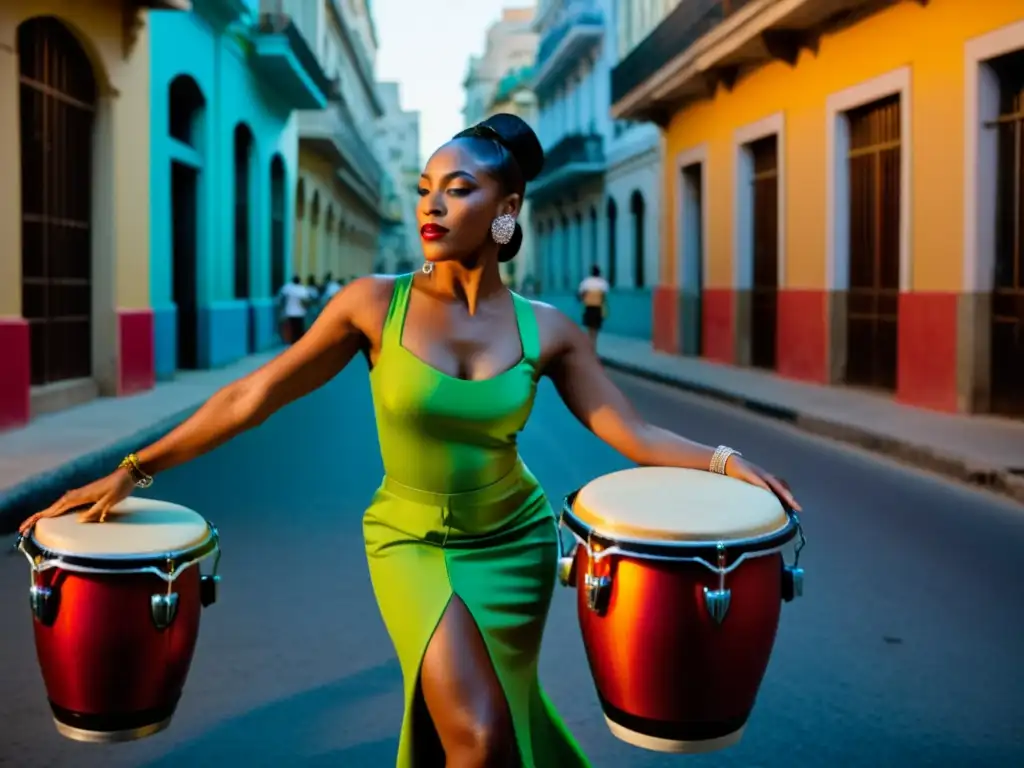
[534,1,603,94]
[529,133,604,201]
[611,0,754,106]
[256,13,334,98]
[335,99,383,194]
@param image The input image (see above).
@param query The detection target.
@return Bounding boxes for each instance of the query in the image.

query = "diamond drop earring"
[490,214,516,245]
[421,261,434,275]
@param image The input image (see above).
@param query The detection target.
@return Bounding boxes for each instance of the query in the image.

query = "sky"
[372,0,531,165]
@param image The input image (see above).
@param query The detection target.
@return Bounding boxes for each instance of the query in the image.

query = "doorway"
[606,198,618,288]
[844,95,901,391]
[750,136,779,370]
[233,124,254,353]
[631,190,646,288]
[18,17,96,386]
[172,162,199,370]
[270,155,286,297]
[680,162,704,357]
[990,50,1024,417]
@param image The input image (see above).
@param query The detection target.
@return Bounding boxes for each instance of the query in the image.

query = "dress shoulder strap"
[382,273,414,347]
[510,291,541,368]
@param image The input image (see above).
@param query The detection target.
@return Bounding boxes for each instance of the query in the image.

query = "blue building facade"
[149,1,331,378]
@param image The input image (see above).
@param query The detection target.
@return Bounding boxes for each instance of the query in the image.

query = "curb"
[0,406,199,535]
[601,356,1024,506]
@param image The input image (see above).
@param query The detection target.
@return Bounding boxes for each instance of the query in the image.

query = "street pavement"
[1,363,1023,768]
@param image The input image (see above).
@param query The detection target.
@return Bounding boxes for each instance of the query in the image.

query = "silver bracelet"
[710,445,741,475]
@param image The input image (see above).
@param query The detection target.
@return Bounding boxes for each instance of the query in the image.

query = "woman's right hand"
[18,468,136,536]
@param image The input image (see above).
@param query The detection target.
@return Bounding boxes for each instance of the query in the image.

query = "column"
[0,37,30,428]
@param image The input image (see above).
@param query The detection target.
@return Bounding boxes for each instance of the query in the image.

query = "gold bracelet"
[119,453,154,488]
[710,445,741,475]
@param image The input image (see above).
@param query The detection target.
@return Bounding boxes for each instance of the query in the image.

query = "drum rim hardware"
[16,523,219,581]
[559,491,800,568]
[558,491,806,621]
[16,523,222,629]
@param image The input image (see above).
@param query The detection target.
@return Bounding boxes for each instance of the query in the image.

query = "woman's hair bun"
[477,113,544,182]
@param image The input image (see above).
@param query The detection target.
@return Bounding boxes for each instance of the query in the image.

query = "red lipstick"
[420,223,449,241]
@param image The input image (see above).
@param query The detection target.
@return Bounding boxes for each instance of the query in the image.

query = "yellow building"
[488,65,539,291]
[612,0,1024,417]
[293,0,385,285]
[0,0,186,431]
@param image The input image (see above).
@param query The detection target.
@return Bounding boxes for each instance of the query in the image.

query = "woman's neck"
[426,258,505,315]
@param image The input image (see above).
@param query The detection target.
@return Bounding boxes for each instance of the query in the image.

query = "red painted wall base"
[702,289,735,363]
[776,290,830,384]
[652,286,679,354]
[118,310,155,396]
[896,292,959,413]
[0,318,31,431]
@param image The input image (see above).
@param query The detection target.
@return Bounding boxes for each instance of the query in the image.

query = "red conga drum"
[557,467,805,753]
[17,498,221,743]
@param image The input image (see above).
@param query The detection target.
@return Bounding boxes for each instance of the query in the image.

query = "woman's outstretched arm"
[538,304,800,511]
[19,277,389,531]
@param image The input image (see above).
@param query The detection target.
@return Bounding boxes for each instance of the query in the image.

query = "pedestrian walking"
[577,265,610,348]
[277,275,309,344]
[21,113,799,768]
[322,272,342,302]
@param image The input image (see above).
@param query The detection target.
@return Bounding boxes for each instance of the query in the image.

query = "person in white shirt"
[577,265,610,347]
[279,275,310,344]
[323,272,342,302]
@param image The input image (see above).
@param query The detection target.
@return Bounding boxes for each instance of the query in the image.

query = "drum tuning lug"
[781,565,804,602]
[150,593,179,631]
[584,574,611,614]
[200,574,220,607]
[557,550,578,588]
[703,587,732,625]
[29,585,58,627]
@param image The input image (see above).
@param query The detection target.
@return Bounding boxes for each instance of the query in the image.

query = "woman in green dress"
[21,113,800,767]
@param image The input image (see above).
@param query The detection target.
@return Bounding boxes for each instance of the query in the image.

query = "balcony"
[527,133,604,203]
[490,66,534,111]
[533,1,604,96]
[251,12,331,110]
[611,0,883,122]
[298,103,383,212]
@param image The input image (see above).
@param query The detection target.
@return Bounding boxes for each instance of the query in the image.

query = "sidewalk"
[0,352,275,532]
[2,335,1021,533]
[598,334,1024,505]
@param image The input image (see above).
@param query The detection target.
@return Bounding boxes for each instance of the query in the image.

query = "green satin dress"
[362,273,592,767]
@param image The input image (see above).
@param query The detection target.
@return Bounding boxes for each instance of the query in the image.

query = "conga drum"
[557,467,805,754]
[16,497,221,743]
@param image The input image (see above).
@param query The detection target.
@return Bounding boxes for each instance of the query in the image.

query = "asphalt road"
[2,363,1023,768]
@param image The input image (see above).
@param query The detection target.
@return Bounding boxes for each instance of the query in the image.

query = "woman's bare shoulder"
[525,299,586,358]
[527,298,573,329]
[346,274,400,302]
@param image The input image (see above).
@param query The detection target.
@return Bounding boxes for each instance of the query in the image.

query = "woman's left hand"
[725,456,802,512]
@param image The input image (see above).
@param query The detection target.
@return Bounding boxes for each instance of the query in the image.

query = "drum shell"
[32,563,202,726]
[575,546,783,739]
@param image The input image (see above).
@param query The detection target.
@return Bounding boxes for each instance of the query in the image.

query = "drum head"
[33,497,209,557]
[573,467,788,544]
